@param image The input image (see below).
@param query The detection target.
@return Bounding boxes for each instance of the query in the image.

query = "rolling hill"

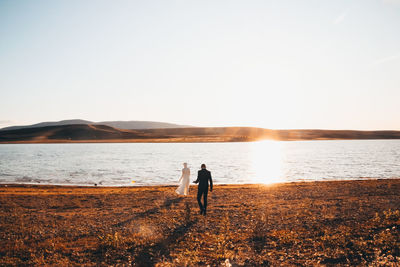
[0,119,190,131]
[0,124,400,143]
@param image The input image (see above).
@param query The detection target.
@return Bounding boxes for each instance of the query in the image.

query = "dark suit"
[194,168,213,213]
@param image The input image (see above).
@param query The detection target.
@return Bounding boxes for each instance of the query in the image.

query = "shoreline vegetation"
[1,179,399,266]
[1,124,400,143]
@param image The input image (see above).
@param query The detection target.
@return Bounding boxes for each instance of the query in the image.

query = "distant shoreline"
[1,177,399,189]
[1,137,400,144]
[0,138,250,144]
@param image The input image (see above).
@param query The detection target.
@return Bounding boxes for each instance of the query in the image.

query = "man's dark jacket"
[195,169,213,191]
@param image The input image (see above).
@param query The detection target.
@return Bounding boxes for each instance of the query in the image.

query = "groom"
[194,164,213,215]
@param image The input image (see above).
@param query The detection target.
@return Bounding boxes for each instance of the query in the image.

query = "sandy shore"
[0,179,399,266]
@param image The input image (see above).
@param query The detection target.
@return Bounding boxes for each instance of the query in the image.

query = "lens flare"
[250,140,283,184]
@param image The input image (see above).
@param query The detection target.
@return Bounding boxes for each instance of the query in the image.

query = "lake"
[0,140,399,186]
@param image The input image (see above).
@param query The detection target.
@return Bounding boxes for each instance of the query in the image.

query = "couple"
[175,163,213,215]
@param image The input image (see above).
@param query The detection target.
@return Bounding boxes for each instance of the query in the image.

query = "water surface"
[0,140,399,186]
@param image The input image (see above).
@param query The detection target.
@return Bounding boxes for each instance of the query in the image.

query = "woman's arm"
[178,169,184,182]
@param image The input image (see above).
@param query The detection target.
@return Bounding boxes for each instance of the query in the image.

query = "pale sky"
[0,0,399,130]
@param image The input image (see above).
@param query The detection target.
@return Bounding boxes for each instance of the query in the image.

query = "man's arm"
[209,172,213,191]
[193,171,199,183]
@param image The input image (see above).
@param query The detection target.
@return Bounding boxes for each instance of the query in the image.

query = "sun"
[250,140,284,184]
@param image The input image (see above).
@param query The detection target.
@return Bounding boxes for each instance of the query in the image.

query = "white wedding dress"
[175,167,190,195]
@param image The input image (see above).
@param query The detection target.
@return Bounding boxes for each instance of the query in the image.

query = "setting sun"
[250,141,283,184]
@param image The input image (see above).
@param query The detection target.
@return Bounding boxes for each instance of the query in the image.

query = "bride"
[175,163,190,196]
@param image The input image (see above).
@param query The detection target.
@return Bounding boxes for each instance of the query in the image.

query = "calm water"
[0,140,399,186]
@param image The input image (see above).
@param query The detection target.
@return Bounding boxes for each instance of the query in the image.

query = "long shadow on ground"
[113,196,184,229]
[133,200,197,266]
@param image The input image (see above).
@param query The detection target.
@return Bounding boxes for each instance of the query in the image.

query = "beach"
[0,179,399,266]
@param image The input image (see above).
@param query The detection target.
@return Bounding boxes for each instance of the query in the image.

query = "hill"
[272,129,400,141]
[0,119,190,131]
[0,120,92,131]
[0,125,262,143]
[0,124,400,143]
[0,124,165,142]
[93,120,191,130]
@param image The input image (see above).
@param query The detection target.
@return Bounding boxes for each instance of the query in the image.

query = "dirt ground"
[0,179,399,266]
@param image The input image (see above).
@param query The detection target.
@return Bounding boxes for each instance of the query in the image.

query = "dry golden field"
[0,179,399,266]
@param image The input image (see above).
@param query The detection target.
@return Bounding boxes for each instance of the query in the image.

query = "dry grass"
[0,179,399,266]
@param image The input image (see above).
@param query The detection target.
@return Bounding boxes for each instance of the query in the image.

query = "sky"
[0,0,399,130]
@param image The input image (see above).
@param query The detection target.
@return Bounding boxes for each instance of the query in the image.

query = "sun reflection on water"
[250,140,284,184]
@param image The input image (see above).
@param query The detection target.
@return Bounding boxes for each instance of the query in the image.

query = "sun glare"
[250,140,284,184]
